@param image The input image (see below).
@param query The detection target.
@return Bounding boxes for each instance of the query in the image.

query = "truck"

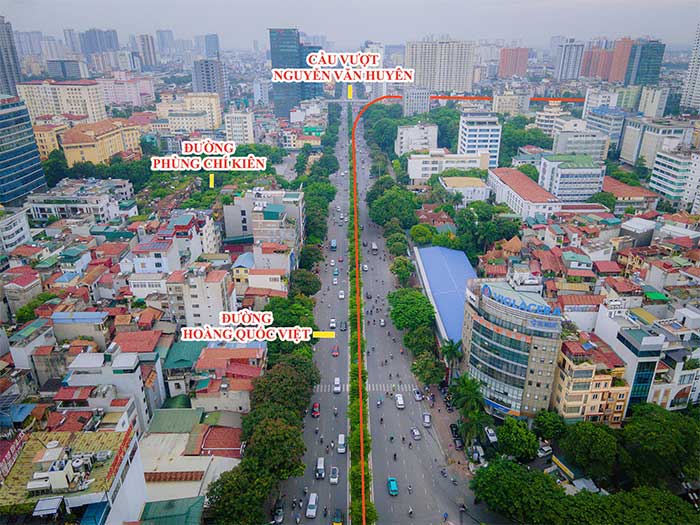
[371,242,378,255]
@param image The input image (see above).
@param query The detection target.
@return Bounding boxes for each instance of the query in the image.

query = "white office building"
[403,87,431,117]
[439,177,491,205]
[407,149,490,185]
[539,154,606,202]
[457,111,502,168]
[638,87,669,119]
[553,39,584,81]
[681,23,700,111]
[552,119,610,161]
[535,101,571,137]
[582,87,619,119]
[649,149,700,208]
[0,208,31,254]
[225,110,254,144]
[394,123,438,156]
[488,167,561,219]
[404,39,475,92]
[585,106,626,148]
[620,117,693,168]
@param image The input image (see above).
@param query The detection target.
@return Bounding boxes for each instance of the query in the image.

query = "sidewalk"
[425,385,472,480]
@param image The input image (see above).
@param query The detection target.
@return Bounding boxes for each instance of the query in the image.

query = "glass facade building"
[269,28,302,118]
[624,40,665,86]
[0,96,47,206]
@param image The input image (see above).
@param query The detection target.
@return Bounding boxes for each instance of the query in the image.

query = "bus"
[371,242,378,255]
[330,239,337,251]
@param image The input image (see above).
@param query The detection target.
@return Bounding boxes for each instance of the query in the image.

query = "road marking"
[314,384,350,393]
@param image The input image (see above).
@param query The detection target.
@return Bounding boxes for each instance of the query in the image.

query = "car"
[387,477,399,496]
[311,402,320,418]
[329,466,339,485]
[338,256,344,262]
[330,259,336,266]
[413,388,423,401]
[362,264,368,272]
[395,393,405,409]
[484,426,498,446]
[336,206,341,212]
[333,267,339,276]
[362,241,367,247]
[306,493,318,518]
[537,445,553,458]
[345,217,349,223]
[453,437,464,450]
[340,320,347,331]
[379,319,386,327]
[333,377,342,394]
[450,423,460,439]
[332,509,344,525]
[338,290,345,299]
[331,345,339,357]
[422,412,432,428]
[329,318,336,329]
[410,427,422,440]
[333,277,338,285]
[360,224,364,230]
[273,499,284,524]
[340,214,344,219]
[365,291,372,299]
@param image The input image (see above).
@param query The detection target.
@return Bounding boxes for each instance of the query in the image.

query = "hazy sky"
[5,0,699,50]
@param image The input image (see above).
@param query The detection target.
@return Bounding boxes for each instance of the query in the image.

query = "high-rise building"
[492,92,530,116]
[539,154,606,201]
[580,47,614,79]
[394,123,438,156]
[404,39,476,92]
[402,87,431,117]
[300,44,323,100]
[203,34,220,58]
[535,101,571,137]
[458,111,502,168]
[17,80,108,123]
[498,47,529,78]
[583,87,619,119]
[552,125,610,162]
[585,107,627,148]
[0,95,47,205]
[225,110,254,144]
[553,39,584,81]
[253,79,270,105]
[624,39,665,86]
[13,30,42,58]
[63,28,81,54]
[269,28,302,118]
[462,277,562,419]
[638,86,669,118]
[549,36,566,62]
[155,29,175,57]
[649,149,700,208]
[609,37,634,83]
[192,59,228,106]
[0,17,21,96]
[46,59,89,80]
[363,41,388,99]
[681,24,700,111]
[79,28,119,55]
[137,34,158,69]
[620,117,692,168]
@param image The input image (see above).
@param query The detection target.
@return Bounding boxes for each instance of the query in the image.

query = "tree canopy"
[388,288,435,331]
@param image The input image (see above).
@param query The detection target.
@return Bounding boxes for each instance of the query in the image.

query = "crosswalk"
[314,383,419,393]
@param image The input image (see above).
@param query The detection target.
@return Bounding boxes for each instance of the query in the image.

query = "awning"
[33,496,63,517]
[80,501,110,525]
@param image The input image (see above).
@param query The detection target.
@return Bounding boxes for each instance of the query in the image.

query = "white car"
[330,259,336,266]
[336,206,341,212]
[537,445,553,458]
[332,277,338,285]
[362,264,368,272]
[413,388,423,402]
[338,290,345,300]
[329,318,336,329]
[329,466,339,485]
[333,377,341,394]
[422,412,432,428]
[395,394,405,409]
[410,427,422,440]
[380,319,386,327]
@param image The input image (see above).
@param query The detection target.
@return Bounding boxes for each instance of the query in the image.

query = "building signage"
[481,284,561,316]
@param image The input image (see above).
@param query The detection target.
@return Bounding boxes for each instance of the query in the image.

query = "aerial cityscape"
[0,2,699,524]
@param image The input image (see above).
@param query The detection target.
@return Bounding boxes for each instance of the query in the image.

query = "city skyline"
[4,0,698,50]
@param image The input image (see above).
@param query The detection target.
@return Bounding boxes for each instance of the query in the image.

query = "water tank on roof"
[46,441,60,449]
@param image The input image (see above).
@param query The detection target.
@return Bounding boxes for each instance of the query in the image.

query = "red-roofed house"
[0,266,43,319]
[602,176,659,214]
[552,333,629,427]
[558,295,606,331]
[603,277,644,308]
[593,260,622,276]
[488,168,561,219]
[113,331,162,354]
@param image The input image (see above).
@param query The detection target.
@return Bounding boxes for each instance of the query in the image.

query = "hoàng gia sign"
[481,284,561,316]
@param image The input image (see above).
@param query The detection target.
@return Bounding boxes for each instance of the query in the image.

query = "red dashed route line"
[349,94,584,525]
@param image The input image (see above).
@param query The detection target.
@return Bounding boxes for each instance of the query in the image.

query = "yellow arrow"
[209,173,215,188]
[347,85,353,100]
[313,331,336,339]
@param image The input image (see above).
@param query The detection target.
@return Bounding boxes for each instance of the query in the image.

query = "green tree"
[449,375,484,415]
[409,223,434,245]
[620,403,700,487]
[387,238,409,257]
[390,256,415,286]
[250,364,311,415]
[246,418,306,479]
[411,353,446,385]
[403,325,437,356]
[386,232,407,247]
[587,191,617,212]
[634,155,649,180]
[497,417,539,462]
[459,408,492,447]
[440,339,462,381]
[624,205,636,215]
[561,421,618,482]
[206,459,274,525]
[388,288,435,330]
[277,352,321,388]
[533,410,567,441]
[518,164,539,182]
[288,269,322,297]
[41,149,69,187]
[15,292,58,324]
[299,244,323,270]
[382,217,403,238]
[241,402,300,440]
[369,186,417,228]
[471,459,565,525]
